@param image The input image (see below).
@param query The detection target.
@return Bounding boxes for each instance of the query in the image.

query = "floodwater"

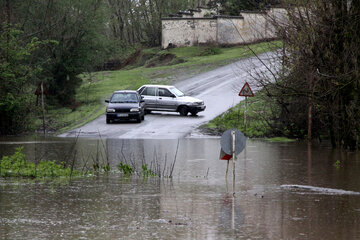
[1,136,360,239]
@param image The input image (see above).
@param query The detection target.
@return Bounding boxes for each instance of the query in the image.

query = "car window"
[111,93,138,103]
[158,88,173,97]
[137,86,145,94]
[169,87,185,97]
[141,87,156,96]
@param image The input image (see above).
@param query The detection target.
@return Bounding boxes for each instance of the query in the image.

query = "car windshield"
[111,93,138,103]
[169,87,185,97]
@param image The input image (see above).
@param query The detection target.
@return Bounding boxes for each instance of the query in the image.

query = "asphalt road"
[60,52,277,139]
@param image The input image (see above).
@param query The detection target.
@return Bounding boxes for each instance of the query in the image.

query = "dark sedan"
[105,90,145,123]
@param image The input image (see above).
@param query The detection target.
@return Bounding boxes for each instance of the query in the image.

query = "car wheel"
[141,114,145,120]
[179,106,188,116]
[136,116,142,123]
[106,118,111,124]
[190,111,198,116]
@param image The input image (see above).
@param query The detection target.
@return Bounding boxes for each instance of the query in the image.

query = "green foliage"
[102,164,112,172]
[0,24,44,134]
[333,160,341,169]
[47,1,109,106]
[142,164,157,177]
[202,94,274,138]
[12,0,111,106]
[199,47,222,56]
[117,162,134,176]
[0,147,82,178]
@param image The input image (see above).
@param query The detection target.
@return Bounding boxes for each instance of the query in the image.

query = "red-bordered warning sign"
[238,82,254,97]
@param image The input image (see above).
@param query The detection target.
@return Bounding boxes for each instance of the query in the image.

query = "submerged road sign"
[220,129,246,156]
[238,82,254,97]
[220,129,246,195]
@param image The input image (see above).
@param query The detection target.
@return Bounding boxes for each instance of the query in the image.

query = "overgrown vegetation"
[0,147,82,178]
[201,92,274,138]
[207,0,280,15]
[0,24,45,134]
[254,0,360,149]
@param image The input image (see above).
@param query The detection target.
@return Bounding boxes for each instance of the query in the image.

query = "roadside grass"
[200,92,296,142]
[47,41,282,134]
[199,94,272,138]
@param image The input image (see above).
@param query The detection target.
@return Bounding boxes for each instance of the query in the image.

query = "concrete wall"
[162,18,217,48]
[217,17,245,45]
[162,8,285,48]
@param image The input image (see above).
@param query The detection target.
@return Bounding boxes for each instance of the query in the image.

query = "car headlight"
[107,108,115,113]
[130,108,140,112]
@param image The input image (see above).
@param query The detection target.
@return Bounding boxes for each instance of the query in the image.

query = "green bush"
[117,162,134,176]
[0,147,82,178]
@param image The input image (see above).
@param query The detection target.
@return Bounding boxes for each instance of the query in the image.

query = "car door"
[156,87,178,111]
[140,86,157,109]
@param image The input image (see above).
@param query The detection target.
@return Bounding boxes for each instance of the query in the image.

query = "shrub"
[0,147,82,178]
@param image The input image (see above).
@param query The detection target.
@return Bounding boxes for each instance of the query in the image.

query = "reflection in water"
[1,137,360,239]
[219,194,244,229]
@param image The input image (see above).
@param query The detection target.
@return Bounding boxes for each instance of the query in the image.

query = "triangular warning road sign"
[239,82,254,97]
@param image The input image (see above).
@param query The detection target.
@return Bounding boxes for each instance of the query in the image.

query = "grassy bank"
[42,41,281,134]
[199,92,296,142]
[199,93,271,137]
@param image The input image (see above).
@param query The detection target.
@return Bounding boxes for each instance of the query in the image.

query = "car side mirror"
[105,99,109,103]
[170,94,176,98]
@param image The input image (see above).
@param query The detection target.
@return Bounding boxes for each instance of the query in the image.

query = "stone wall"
[162,18,217,48]
[162,8,285,49]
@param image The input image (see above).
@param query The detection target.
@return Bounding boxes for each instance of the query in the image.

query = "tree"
[0,24,43,134]
[107,0,200,47]
[256,0,360,149]
[10,0,110,106]
[207,0,280,15]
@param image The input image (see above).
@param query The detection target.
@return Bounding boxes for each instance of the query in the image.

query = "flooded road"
[1,137,360,239]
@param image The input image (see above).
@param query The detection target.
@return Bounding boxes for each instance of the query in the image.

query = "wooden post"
[232,130,236,195]
[225,160,229,192]
[41,82,46,135]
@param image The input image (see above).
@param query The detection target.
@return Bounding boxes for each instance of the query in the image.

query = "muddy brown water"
[1,136,360,239]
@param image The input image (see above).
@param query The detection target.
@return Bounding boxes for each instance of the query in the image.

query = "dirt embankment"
[97,50,184,71]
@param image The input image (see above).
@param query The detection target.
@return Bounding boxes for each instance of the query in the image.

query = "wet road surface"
[60,52,278,139]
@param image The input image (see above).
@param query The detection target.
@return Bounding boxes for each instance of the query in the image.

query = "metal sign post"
[231,130,236,195]
[220,129,246,196]
[238,82,254,132]
[244,96,247,131]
